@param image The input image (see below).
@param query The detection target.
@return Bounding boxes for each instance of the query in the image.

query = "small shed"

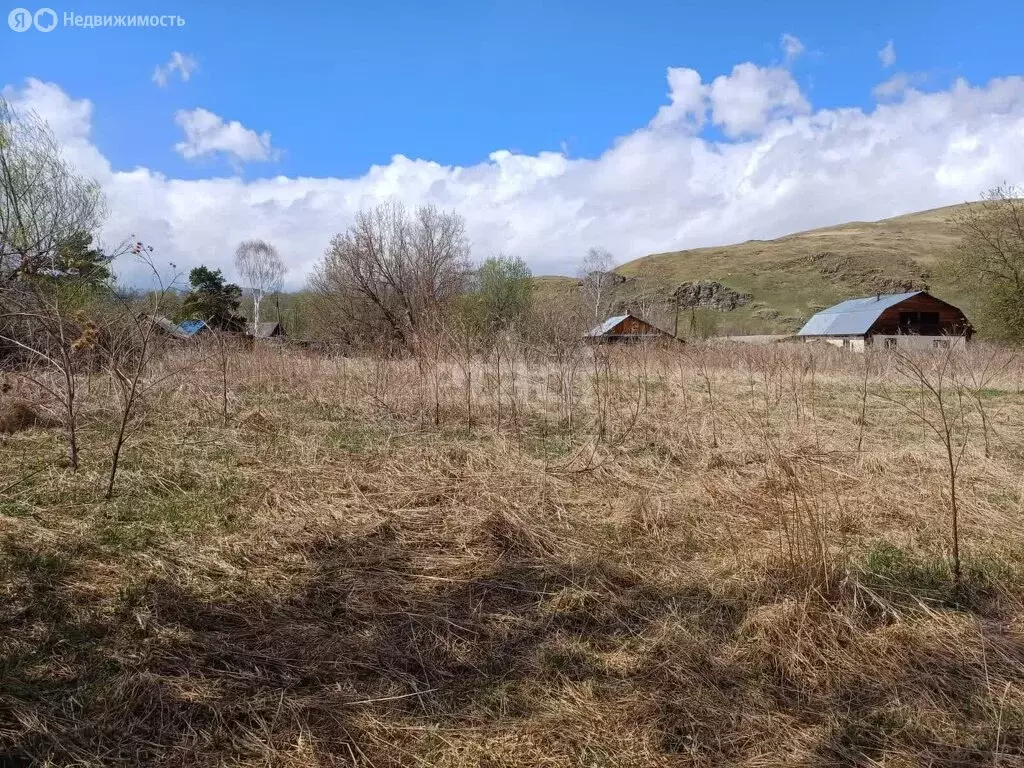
[585,313,677,344]
[246,321,285,339]
[797,291,971,350]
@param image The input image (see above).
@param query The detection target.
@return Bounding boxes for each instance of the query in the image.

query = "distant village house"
[797,291,971,350]
[141,314,189,341]
[585,313,677,344]
[178,320,214,339]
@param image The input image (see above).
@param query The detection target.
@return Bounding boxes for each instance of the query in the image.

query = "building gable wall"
[610,316,663,336]
[869,294,970,337]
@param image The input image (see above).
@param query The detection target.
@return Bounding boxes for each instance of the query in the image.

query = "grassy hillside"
[541,204,976,335]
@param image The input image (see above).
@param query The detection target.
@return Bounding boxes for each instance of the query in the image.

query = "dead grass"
[0,400,60,435]
[3,340,1024,766]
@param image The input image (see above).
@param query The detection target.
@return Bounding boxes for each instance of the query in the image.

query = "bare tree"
[101,245,184,498]
[877,348,971,582]
[0,281,95,470]
[0,98,105,284]
[234,239,286,334]
[577,247,617,325]
[309,200,470,352]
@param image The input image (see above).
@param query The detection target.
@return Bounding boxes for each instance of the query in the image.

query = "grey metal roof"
[143,314,189,340]
[586,314,630,337]
[797,292,922,337]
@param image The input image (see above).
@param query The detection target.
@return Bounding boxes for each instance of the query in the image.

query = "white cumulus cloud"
[652,63,810,137]
[152,51,198,88]
[3,68,1024,289]
[173,108,278,163]
[708,64,810,137]
[650,67,707,130]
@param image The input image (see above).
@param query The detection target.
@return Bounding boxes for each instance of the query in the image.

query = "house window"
[899,311,919,327]
[920,312,939,326]
[883,337,897,349]
[933,339,951,349]
[841,339,852,349]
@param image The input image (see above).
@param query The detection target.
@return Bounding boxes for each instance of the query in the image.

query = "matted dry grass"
[3,340,1024,766]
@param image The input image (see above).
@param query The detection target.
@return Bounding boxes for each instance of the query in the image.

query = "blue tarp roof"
[797,292,922,336]
[586,314,630,337]
[178,319,209,337]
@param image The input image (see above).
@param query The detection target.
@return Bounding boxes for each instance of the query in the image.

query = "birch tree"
[234,239,286,333]
[577,247,617,324]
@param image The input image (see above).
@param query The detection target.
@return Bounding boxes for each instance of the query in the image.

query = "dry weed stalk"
[878,346,972,581]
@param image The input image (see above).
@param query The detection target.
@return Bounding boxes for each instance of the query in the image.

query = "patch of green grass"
[859,542,1014,611]
[862,543,950,593]
[643,379,669,394]
[522,434,574,460]
[96,473,246,551]
[326,423,377,453]
[974,387,1015,399]
[0,499,36,518]
[0,545,74,582]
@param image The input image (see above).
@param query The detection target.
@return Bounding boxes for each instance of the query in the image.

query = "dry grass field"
[3,339,1024,766]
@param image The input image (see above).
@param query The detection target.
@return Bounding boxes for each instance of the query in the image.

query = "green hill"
[538,204,978,335]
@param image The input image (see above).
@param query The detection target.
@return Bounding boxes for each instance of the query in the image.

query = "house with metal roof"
[797,291,971,351]
[141,314,189,341]
[178,319,214,339]
[585,313,677,344]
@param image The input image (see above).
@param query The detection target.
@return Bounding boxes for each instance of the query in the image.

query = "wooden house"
[585,313,677,344]
[797,291,972,350]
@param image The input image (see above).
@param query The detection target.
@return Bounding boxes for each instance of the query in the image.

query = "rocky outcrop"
[802,251,929,294]
[672,280,752,311]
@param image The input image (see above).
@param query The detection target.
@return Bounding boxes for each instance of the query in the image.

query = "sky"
[2,0,1024,287]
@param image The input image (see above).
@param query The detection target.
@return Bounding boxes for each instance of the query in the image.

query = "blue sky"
[6,0,1021,180]
[3,0,1024,283]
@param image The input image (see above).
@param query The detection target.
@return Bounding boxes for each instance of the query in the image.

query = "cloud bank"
[4,62,1024,288]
